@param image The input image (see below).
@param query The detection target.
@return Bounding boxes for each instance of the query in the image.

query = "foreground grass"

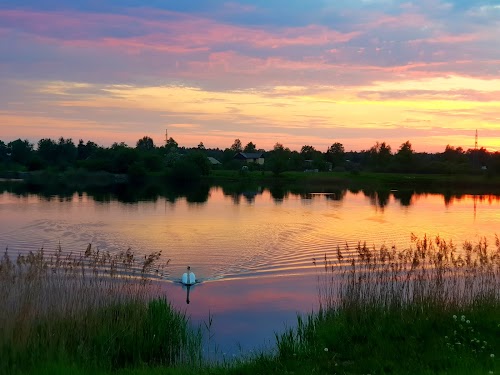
[2,235,499,375]
[0,246,201,375]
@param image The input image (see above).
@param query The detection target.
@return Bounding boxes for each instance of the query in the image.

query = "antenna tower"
[473,129,478,169]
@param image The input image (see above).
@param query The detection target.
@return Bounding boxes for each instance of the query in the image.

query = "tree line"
[1,136,499,180]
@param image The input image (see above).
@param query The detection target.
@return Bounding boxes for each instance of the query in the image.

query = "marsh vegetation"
[1,234,498,374]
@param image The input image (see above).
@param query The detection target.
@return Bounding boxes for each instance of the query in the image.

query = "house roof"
[234,152,264,160]
[207,156,221,165]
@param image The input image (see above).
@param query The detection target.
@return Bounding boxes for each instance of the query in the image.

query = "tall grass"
[276,234,500,374]
[0,245,202,374]
[319,234,500,312]
[1,235,498,375]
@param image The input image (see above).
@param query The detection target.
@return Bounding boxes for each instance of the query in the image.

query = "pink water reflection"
[1,187,499,354]
[161,274,319,354]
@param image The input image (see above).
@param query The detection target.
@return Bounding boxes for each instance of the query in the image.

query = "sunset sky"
[0,0,499,152]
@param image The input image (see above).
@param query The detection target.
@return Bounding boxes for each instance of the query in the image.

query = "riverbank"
[3,168,500,192]
[2,235,498,375]
[210,170,500,193]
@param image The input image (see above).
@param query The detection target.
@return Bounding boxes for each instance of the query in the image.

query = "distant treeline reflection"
[1,181,499,208]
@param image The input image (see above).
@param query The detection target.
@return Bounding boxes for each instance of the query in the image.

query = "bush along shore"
[1,235,498,375]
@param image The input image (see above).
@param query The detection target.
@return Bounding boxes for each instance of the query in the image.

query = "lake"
[1,184,499,356]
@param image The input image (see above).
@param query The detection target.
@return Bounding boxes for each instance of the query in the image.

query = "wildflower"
[453,315,457,320]
[484,341,488,345]
[461,315,466,321]
[445,336,448,339]
[488,371,493,374]
[491,354,495,358]
[466,320,470,324]
[324,348,329,352]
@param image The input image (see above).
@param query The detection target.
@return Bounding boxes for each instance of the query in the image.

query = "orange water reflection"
[1,187,499,355]
[1,188,498,281]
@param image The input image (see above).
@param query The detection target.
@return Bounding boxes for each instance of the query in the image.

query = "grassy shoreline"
[210,170,500,192]
[3,168,500,190]
[1,235,499,375]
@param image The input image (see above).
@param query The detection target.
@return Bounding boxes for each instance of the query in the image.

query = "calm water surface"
[1,187,499,354]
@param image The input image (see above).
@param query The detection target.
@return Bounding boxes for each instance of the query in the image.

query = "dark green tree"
[136,136,155,151]
[369,141,392,169]
[186,151,211,176]
[300,145,318,160]
[165,137,178,153]
[230,139,242,153]
[269,142,288,175]
[0,140,7,162]
[8,139,33,164]
[243,142,257,153]
[326,142,345,166]
[77,140,99,160]
[37,138,58,163]
[395,140,414,171]
[110,144,138,173]
[57,137,77,165]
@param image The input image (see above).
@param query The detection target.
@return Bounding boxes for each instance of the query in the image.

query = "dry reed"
[318,234,500,313]
[0,244,200,373]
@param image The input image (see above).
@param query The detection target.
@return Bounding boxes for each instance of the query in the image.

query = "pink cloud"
[362,11,428,29]
[0,8,357,51]
[1,7,496,88]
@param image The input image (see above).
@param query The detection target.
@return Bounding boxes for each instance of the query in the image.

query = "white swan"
[181,266,196,285]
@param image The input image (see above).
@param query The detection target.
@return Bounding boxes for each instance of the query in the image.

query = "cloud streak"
[0,1,498,151]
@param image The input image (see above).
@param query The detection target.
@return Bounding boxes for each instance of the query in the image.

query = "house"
[234,152,265,165]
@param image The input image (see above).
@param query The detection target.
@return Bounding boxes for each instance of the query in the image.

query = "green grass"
[1,235,499,375]
[0,246,201,375]
[209,169,500,195]
[270,234,500,374]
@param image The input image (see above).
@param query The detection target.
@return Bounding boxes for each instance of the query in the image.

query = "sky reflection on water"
[0,185,499,354]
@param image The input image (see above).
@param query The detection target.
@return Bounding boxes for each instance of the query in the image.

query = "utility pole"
[165,129,168,145]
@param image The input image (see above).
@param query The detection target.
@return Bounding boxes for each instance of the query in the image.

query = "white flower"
[461,315,466,321]
[491,354,495,358]
[453,315,457,319]
[324,347,329,352]
[466,320,470,324]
